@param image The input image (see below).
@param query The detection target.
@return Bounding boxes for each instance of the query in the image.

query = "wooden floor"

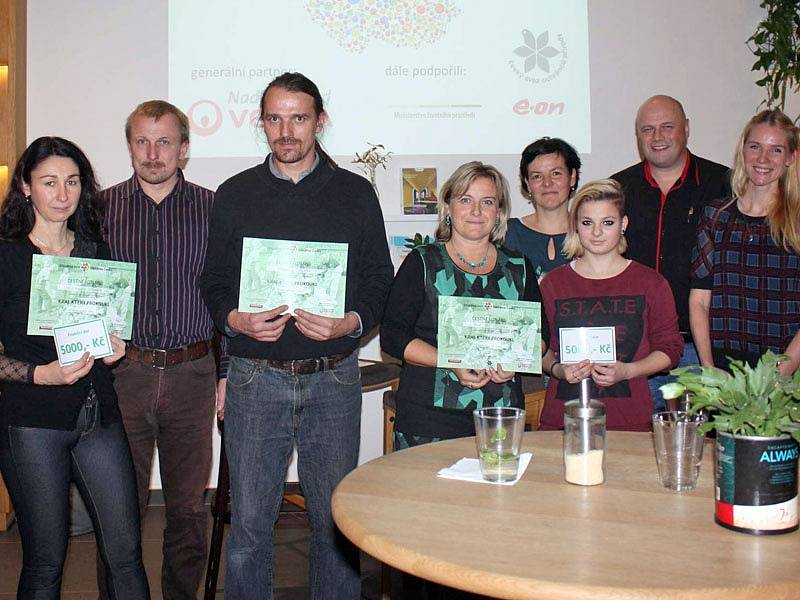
[0,505,388,599]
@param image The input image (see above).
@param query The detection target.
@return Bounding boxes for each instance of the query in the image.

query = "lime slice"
[480,449,499,465]
[480,449,516,465]
[490,427,508,443]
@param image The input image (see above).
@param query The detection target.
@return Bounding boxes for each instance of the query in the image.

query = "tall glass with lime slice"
[473,407,526,482]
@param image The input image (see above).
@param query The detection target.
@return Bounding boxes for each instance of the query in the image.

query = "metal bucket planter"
[715,432,799,535]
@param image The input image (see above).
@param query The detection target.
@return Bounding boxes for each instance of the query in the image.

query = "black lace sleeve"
[0,342,34,383]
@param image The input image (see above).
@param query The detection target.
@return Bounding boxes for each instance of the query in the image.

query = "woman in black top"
[381,161,547,448]
[0,137,149,599]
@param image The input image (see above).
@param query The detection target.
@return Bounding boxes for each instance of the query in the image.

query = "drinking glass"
[652,411,708,491]
[473,407,526,482]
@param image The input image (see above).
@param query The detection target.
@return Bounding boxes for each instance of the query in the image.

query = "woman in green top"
[381,161,547,449]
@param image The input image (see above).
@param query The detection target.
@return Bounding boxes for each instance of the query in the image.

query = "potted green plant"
[403,233,433,250]
[661,351,799,535]
[748,0,800,121]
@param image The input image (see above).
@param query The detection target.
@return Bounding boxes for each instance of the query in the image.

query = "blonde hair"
[562,179,628,258]
[435,161,511,244]
[125,100,190,144]
[731,109,800,253]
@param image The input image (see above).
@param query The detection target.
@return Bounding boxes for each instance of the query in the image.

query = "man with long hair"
[200,73,393,599]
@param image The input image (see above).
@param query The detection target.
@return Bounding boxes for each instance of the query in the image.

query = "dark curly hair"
[0,136,103,243]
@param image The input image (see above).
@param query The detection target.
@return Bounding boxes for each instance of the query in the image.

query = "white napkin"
[436,452,533,486]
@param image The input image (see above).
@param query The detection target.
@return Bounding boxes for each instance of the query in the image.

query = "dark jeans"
[0,395,149,600]
[224,352,362,600]
[648,342,699,413]
[98,353,216,600]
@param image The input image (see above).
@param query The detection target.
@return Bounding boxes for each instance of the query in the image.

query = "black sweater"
[200,158,393,360]
[0,239,119,430]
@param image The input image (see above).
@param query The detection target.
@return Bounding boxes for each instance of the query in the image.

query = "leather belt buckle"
[272,352,347,376]
[291,359,318,376]
[126,340,210,369]
[151,349,169,370]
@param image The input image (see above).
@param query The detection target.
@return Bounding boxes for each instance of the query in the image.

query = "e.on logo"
[187,100,261,137]
[512,99,565,116]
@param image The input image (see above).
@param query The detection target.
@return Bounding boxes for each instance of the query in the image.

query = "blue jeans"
[224,352,362,600]
[0,395,149,600]
[648,342,698,413]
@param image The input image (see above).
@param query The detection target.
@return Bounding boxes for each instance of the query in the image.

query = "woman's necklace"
[456,247,489,269]
[737,198,767,243]
[30,234,70,255]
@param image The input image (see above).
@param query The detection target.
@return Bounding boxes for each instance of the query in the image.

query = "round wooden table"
[332,431,800,599]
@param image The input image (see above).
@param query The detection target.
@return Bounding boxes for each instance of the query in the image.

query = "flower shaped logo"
[514,29,560,73]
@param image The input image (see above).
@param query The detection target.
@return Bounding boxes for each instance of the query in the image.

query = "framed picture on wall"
[401,168,438,215]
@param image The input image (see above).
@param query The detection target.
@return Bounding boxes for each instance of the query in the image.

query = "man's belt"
[126,341,211,369]
[265,352,351,375]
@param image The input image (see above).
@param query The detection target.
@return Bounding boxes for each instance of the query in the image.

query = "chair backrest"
[524,389,546,430]
[382,388,397,455]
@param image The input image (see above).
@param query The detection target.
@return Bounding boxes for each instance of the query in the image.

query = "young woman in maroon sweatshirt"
[539,179,683,431]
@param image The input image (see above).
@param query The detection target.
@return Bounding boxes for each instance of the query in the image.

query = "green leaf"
[749,1,800,111]
[672,351,800,438]
[659,382,686,400]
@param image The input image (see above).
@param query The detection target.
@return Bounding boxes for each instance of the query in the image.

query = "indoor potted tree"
[661,351,799,535]
[748,0,800,121]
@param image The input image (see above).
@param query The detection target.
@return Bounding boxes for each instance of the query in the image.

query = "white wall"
[25,0,797,487]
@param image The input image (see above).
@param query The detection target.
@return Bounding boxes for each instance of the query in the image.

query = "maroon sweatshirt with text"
[539,261,683,431]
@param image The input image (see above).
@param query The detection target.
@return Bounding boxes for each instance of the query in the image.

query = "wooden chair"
[380,387,398,599]
[382,388,397,456]
[203,430,229,600]
[203,427,309,600]
[524,389,546,430]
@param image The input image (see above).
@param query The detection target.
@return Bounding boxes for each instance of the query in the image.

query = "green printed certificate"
[437,296,542,373]
[238,238,348,318]
[27,255,137,339]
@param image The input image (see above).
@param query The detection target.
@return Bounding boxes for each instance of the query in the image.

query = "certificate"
[559,326,616,364]
[53,318,113,365]
[437,296,542,374]
[27,255,137,339]
[238,238,348,318]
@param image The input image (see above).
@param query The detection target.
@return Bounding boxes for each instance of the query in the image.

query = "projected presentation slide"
[169,0,590,157]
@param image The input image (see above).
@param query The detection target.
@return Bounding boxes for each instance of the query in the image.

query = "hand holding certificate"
[27,255,137,339]
[238,238,348,318]
[54,319,113,365]
[437,296,542,374]
[227,304,291,343]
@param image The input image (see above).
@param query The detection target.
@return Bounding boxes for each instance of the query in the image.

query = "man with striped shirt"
[100,100,225,600]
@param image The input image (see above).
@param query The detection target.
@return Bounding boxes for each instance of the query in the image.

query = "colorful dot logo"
[305,0,460,53]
